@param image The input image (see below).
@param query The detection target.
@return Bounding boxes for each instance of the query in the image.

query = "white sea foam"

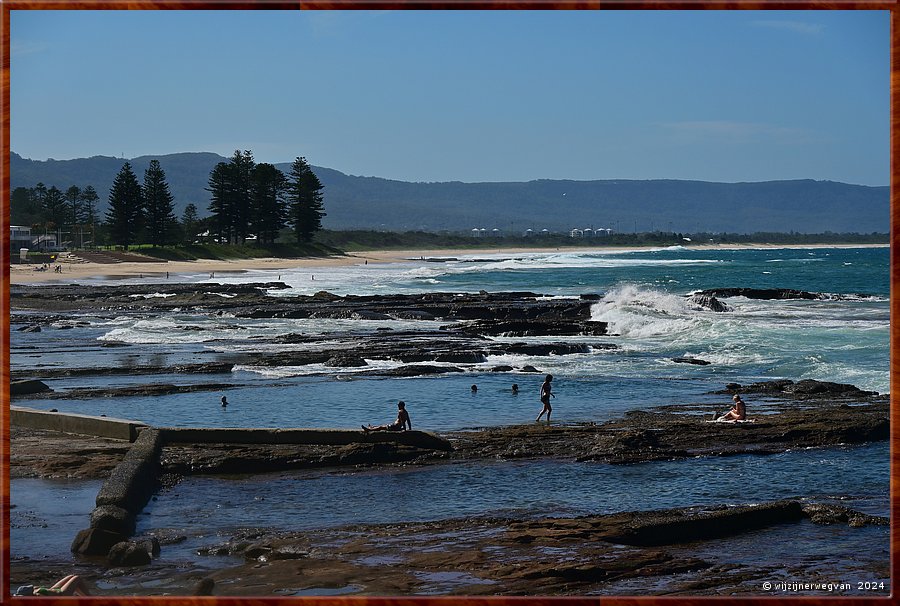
[128,292,176,299]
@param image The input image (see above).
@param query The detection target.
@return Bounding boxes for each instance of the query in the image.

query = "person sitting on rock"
[363,401,412,432]
[16,575,91,596]
[717,394,746,422]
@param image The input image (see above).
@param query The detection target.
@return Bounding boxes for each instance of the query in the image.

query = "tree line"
[206,151,325,245]
[10,150,325,250]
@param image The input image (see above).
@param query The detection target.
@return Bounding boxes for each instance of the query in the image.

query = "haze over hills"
[10,152,889,234]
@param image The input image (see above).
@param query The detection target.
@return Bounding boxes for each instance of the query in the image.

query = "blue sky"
[10,10,889,186]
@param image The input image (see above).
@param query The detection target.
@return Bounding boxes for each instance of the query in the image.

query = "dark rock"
[672,357,712,366]
[138,536,162,557]
[520,365,541,373]
[506,343,591,356]
[721,379,876,398]
[312,291,341,301]
[687,294,729,312]
[351,310,392,320]
[377,365,464,377]
[601,500,804,546]
[435,352,487,363]
[491,365,514,372]
[71,527,127,556]
[90,505,136,536]
[17,324,41,332]
[10,379,52,396]
[392,310,437,320]
[695,288,834,300]
[325,355,368,368]
[192,578,216,596]
[801,503,889,527]
[107,541,152,566]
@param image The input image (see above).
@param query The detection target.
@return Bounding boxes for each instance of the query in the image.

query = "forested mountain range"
[11,152,888,234]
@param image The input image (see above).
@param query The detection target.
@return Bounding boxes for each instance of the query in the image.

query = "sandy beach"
[8,243,887,285]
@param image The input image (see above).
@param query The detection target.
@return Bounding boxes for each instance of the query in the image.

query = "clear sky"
[10,9,889,186]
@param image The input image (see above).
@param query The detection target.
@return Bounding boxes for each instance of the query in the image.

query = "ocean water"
[13,246,890,430]
[10,246,890,591]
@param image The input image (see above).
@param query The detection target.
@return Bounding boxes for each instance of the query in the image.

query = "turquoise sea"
[10,245,891,593]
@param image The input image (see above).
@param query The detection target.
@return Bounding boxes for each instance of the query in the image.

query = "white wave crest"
[590,284,709,339]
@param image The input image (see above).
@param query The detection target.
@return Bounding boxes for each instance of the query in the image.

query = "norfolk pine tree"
[287,157,325,243]
[250,163,287,245]
[105,162,144,249]
[143,159,177,246]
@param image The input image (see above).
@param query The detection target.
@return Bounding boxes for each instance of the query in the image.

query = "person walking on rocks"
[363,401,411,432]
[536,374,555,422]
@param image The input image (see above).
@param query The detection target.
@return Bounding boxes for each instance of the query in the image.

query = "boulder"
[687,294,728,312]
[90,505,135,536]
[672,357,712,366]
[71,527,126,556]
[10,379,52,396]
[325,354,368,368]
[107,541,152,566]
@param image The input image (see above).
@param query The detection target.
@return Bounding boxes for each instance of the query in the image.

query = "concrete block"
[10,406,148,441]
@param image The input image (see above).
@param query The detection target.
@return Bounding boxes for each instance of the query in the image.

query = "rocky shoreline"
[10,284,890,596]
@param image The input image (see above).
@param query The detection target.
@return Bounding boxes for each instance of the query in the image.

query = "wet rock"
[192,578,216,595]
[107,541,152,566]
[801,503,889,527]
[695,288,826,300]
[520,365,541,373]
[377,365,464,377]
[138,536,162,557]
[17,324,41,332]
[491,365,514,372]
[464,319,607,337]
[687,293,729,312]
[90,505,136,536]
[325,355,368,368]
[10,380,52,396]
[393,310,437,320]
[71,527,127,556]
[601,500,805,546]
[721,379,876,398]
[672,357,711,366]
[506,343,591,356]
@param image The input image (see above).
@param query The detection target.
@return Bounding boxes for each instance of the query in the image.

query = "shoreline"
[8,242,888,285]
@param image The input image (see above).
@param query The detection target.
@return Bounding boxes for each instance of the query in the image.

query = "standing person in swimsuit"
[536,374,555,422]
[363,401,412,432]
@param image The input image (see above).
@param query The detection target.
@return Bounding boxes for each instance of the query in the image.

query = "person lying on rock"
[362,400,412,432]
[16,575,91,596]
[716,394,747,422]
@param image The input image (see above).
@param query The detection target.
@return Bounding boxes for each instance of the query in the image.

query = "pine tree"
[105,162,144,249]
[250,163,287,245]
[142,159,177,246]
[66,186,82,231]
[230,150,255,244]
[80,186,100,248]
[181,203,200,244]
[206,162,234,244]
[79,186,100,225]
[287,157,326,243]
[44,186,69,230]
